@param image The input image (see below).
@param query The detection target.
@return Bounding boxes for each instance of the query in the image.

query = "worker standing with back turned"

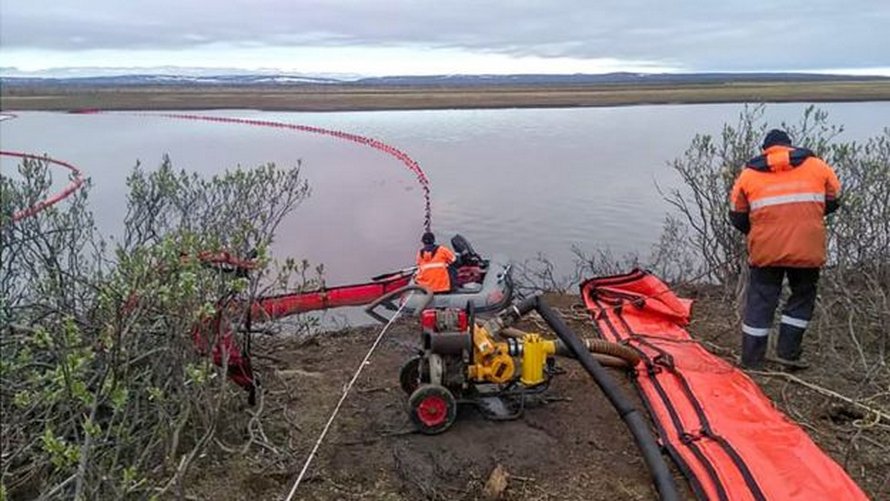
[729,129,841,369]
[415,232,456,293]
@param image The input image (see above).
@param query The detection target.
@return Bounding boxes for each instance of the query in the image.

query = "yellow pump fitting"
[468,325,516,384]
[521,333,556,386]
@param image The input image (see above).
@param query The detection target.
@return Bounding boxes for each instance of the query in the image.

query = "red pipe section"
[251,272,412,321]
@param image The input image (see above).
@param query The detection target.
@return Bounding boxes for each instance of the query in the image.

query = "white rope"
[283,295,413,501]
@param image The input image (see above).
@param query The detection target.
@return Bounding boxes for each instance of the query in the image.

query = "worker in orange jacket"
[415,232,456,293]
[729,129,841,369]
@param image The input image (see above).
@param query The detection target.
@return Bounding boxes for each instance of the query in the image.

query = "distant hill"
[0,74,343,87]
[1,72,888,88]
[353,72,890,86]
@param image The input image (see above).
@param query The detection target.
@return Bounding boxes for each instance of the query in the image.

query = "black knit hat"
[421,232,435,245]
[762,129,792,149]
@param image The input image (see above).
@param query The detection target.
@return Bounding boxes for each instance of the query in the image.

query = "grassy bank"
[3,80,890,111]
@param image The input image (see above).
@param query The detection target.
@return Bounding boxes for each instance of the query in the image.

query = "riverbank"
[3,81,890,111]
[189,290,888,500]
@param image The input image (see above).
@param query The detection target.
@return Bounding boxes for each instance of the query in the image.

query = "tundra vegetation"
[2,81,890,111]
[1,105,888,499]
[1,158,314,499]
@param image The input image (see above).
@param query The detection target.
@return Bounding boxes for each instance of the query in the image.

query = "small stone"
[483,463,509,500]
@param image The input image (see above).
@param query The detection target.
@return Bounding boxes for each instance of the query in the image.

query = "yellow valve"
[468,325,515,384]
[469,349,515,384]
[521,333,556,386]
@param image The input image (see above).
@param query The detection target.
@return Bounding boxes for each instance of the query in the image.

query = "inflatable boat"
[366,235,513,319]
[400,253,513,314]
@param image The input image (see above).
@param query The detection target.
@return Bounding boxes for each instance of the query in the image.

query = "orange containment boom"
[580,270,867,501]
[249,270,412,321]
[192,269,413,400]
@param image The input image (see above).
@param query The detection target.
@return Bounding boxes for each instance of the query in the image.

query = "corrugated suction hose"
[500,327,641,367]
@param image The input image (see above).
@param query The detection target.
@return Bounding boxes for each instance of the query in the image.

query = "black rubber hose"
[525,295,680,501]
[514,296,539,317]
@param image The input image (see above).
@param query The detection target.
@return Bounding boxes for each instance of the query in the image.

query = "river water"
[1,103,887,292]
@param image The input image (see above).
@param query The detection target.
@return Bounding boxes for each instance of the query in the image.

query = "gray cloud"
[2,0,889,71]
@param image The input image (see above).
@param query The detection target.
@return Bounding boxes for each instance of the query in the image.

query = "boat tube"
[399,253,513,315]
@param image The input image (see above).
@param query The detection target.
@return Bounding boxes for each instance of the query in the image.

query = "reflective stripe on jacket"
[730,145,841,267]
[415,245,456,293]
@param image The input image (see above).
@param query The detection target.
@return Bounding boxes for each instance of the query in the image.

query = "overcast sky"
[2,1,889,77]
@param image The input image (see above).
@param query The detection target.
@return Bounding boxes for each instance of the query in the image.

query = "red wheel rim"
[416,394,448,427]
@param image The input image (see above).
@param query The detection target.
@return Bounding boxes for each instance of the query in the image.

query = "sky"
[2,1,889,77]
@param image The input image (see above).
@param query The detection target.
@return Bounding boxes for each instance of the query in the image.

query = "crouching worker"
[729,129,841,369]
[415,232,456,293]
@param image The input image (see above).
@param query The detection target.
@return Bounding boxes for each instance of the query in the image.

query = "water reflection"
[1,103,887,288]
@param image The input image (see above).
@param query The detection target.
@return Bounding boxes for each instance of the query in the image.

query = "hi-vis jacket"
[415,244,456,293]
[730,145,841,268]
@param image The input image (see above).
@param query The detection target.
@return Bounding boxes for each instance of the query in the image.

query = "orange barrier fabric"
[581,270,867,501]
[252,272,412,320]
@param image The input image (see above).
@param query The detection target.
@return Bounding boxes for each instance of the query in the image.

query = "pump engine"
[400,307,562,434]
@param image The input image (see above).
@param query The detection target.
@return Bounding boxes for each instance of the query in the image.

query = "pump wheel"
[408,384,457,434]
[399,356,424,394]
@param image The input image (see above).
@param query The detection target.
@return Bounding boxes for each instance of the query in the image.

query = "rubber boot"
[774,324,809,370]
[741,334,768,369]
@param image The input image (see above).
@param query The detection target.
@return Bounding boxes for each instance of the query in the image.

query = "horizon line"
[3,68,890,79]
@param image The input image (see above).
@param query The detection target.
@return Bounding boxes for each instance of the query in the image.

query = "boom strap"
[580,269,867,501]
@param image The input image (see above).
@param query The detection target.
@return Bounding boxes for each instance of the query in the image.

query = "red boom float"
[1,151,86,223]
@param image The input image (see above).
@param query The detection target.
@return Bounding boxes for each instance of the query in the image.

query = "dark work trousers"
[741,266,820,367]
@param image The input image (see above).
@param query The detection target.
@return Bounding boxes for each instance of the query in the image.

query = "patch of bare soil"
[187,291,887,500]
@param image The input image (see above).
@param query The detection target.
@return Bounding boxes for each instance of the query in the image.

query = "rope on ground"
[749,370,890,425]
[283,294,413,501]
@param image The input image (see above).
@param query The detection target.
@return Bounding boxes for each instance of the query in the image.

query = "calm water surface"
[2,103,888,289]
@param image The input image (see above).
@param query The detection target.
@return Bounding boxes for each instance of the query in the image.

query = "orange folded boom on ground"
[581,270,867,501]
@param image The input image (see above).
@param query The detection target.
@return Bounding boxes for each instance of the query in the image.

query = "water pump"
[400,306,638,434]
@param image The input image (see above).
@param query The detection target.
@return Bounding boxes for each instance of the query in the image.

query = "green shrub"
[1,156,312,499]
